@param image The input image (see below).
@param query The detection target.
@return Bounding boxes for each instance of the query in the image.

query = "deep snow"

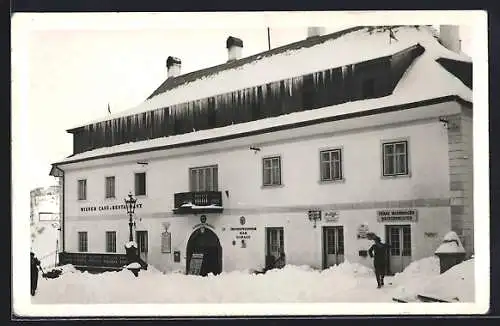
[31,221,60,269]
[31,257,474,304]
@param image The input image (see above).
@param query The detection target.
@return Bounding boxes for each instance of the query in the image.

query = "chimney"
[439,25,461,53]
[166,56,182,78]
[307,27,326,39]
[226,36,243,62]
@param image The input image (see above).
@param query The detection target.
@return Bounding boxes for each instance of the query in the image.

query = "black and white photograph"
[12,10,489,316]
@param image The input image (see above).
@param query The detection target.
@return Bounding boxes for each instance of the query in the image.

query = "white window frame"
[382,139,410,177]
[78,231,88,252]
[319,148,344,182]
[189,165,218,192]
[262,156,282,187]
[105,231,116,253]
[105,176,115,199]
[77,179,87,201]
[134,172,147,196]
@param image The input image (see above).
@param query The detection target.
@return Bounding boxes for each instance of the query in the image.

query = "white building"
[50,25,473,275]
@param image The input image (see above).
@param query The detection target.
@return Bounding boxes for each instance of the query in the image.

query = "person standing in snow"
[30,252,42,296]
[368,236,389,288]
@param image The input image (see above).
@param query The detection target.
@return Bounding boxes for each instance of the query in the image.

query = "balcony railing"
[59,252,129,271]
[173,191,224,214]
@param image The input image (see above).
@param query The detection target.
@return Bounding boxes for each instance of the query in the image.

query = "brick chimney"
[307,27,326,39]
[439,25,461,53]
[226,36,243,62]
[166,56,182,78]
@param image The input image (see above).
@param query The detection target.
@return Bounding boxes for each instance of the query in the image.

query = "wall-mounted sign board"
[188,253,204,275]
[377,209,418,222]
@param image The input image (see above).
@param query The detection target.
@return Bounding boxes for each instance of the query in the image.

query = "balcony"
[173,191,224,214]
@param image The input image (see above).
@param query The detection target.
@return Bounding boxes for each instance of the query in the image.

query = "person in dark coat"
[368,236,389,288]
[30,252,42,296]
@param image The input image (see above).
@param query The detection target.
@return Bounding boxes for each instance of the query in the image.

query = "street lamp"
[124,192,137,242]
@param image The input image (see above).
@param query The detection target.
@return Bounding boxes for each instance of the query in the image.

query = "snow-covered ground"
[32,256,474,304]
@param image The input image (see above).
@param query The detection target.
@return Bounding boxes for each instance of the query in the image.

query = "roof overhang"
[49,164,64,177]
[51,95,470,169]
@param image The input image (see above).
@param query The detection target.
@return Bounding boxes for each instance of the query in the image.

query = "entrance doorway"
[186,228,222,276]
[265,227,285,269]
[385,225,412,274]
[136,231,148,263]
[322,226,344,268]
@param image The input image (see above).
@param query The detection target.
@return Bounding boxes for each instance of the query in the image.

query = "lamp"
[124,192,137,241]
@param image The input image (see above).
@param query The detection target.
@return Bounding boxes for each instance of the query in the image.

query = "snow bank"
[435,231,465,254]
[418,259,475,302]
[126,262,142,269]
[391,256,440,299]
[32,259,473,304]
[392,257,474,302]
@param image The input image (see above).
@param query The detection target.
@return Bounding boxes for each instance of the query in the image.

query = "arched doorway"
[186,228,222,276]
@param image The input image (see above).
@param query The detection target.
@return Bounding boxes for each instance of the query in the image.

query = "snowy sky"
[13,12,476,191]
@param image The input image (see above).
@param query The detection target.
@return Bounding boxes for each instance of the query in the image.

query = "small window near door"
[105,231,116,253]
[135,172,146,196]
[105,176,115,199]
[77,179,87,200]
[78,232,88,252]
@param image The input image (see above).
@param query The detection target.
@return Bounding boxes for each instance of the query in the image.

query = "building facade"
[51,25,473,275]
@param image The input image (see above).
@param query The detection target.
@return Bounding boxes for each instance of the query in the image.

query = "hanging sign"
[377,209,418,222]
[357,224,369,239]
[188,253,204,275]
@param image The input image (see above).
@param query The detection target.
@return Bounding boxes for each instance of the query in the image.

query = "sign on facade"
[324,210,339,222]
[188,253,204,275]
[307,210,322,220]
[377,209,418,222]
[357,224,369,239]
[80,203,143,213]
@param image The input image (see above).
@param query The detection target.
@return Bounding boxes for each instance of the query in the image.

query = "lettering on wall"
[80,203,143,213]
[376,209,418,222]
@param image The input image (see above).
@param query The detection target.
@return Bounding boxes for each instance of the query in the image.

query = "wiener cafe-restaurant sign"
[80,202,143,213]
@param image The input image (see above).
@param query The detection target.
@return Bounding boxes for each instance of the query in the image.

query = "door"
[323,226,344,268]
[266,227,285,269]
[386,225,411,274]
[136,231,148,263]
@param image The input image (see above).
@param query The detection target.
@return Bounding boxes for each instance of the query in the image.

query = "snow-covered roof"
[69,25,471,130]
[54,26,472,165]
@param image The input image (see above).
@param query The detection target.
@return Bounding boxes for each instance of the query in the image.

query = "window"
[105,176,115,199]
[382,140,409,176]
[78,232,88,252]
[263,156,282,186]
[77,179,87,200]
[362,78,375,98]
[105,231,116,253]
[189,165,218,192]
[135,172,146,196]
[161,231,171,253]
[320,149,343,181]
